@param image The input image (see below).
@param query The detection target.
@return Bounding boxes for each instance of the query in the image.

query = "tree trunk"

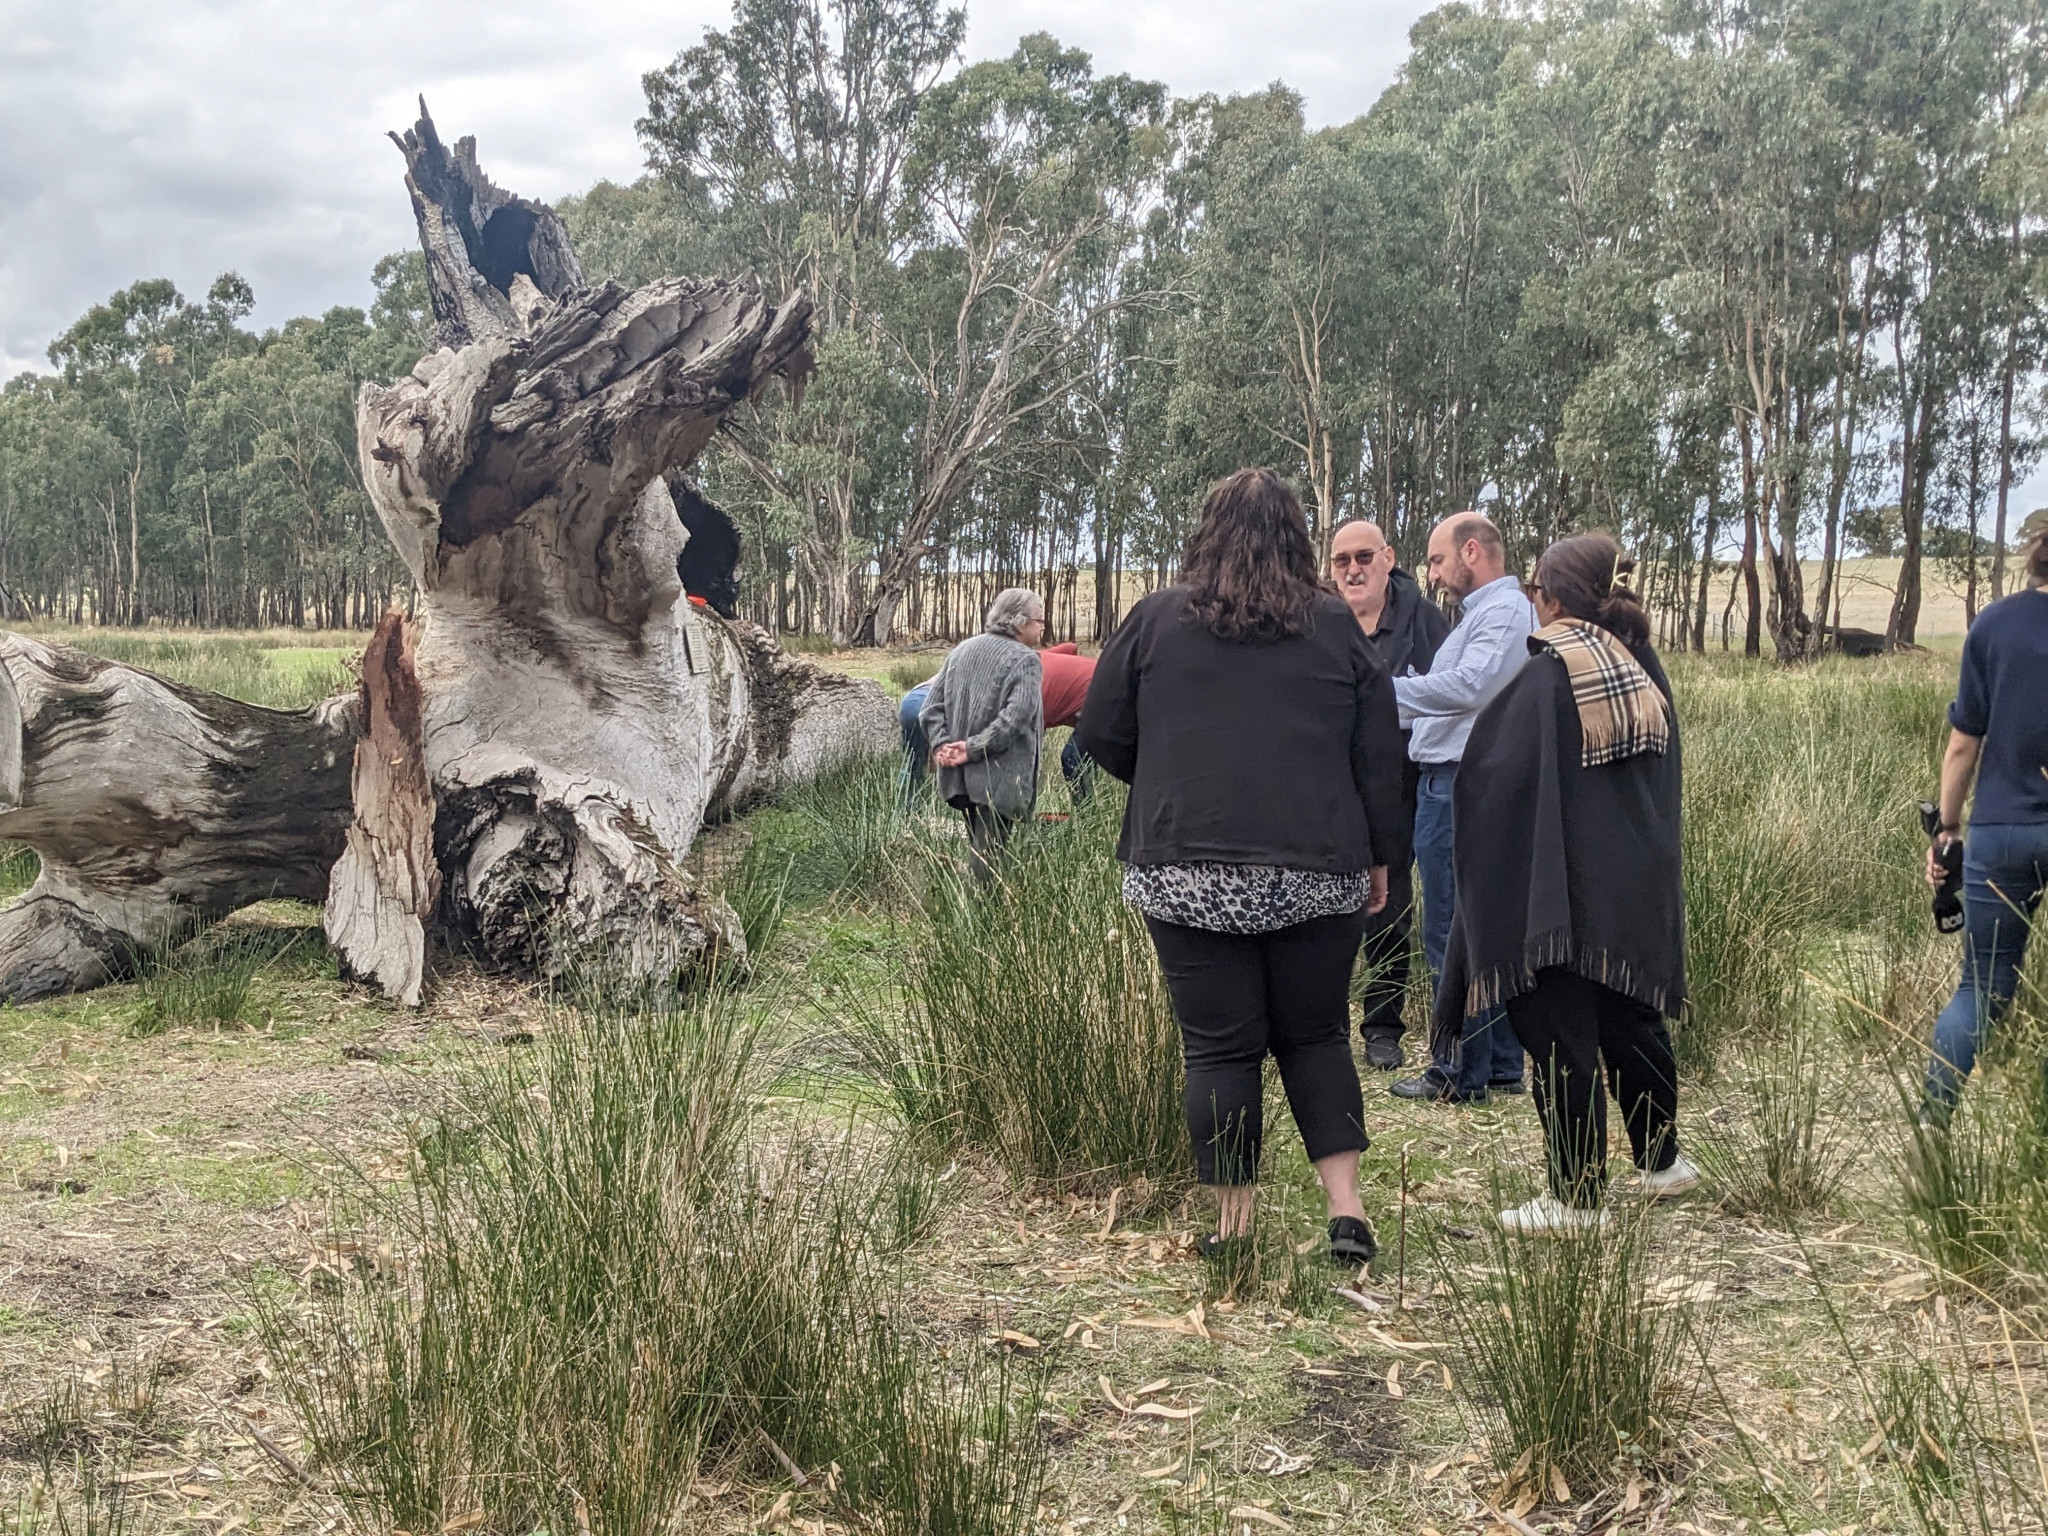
[344,103,880,995]
[1993,323,2017,602]
[0,634,359,1002]
[0,104,891,1008]
[1888,381,1938,648]
[1737,417,1762,659]
[324,612,437,1005]
[1691,451,1721,655]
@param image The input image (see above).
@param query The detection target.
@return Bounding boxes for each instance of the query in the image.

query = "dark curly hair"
[1180,469,1325,642]
[1533,532,1651,648]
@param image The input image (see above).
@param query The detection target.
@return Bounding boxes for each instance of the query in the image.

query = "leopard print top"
[1121,862,1370,935]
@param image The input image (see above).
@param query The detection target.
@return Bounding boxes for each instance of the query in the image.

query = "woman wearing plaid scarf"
[1431,533,1698,1234]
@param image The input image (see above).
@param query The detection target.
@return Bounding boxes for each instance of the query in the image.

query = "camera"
[1919,801,1964,934]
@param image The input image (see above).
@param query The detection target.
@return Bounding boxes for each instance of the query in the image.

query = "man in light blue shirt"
[1389,512,1536,1103]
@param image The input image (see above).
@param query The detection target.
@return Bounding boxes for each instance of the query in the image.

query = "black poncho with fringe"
[1429,636,1685,1058]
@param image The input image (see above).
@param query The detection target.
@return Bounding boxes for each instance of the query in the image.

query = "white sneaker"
[1640,1155,1702,1201]
[1498,1194,1610,1236]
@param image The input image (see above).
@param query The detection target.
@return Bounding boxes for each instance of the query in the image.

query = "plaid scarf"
[1534,618,1671,767]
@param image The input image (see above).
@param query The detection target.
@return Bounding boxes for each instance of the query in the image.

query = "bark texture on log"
[352,103,864,993]
[0,107,891,1010]
[0,635,357,1002]
[324,613,437,1005]
[392,98,584,350]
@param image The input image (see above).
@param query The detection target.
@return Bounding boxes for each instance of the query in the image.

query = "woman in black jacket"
[1432,533,1698,1235]
[1077,469,1407,1266]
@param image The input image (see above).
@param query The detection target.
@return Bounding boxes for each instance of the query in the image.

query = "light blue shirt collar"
[1458,572,1527,617]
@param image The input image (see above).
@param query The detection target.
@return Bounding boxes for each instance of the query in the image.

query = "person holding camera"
[1922,510,2048,1117]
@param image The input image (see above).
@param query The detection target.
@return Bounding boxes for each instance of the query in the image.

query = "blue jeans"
[1416,762,1524,1095]
[1925,821,2048,1111]
[897,683,933,809]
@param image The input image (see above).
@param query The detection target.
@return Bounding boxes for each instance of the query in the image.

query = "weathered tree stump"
[0,104,891,1007]
[330,103,880,995]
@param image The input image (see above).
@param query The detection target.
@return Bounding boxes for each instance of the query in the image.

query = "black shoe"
[1328,1215,1377,1267]
[1389,1071,1486,1104]
[1361,1029,1405,1071]
[1488,1077,1527,1096]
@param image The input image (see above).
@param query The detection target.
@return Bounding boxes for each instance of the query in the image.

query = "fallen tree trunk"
[0,104,891,1007]
[0,634,358,1002]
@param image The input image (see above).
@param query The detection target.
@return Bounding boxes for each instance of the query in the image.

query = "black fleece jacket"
[1076,586,1410,874]
[1367,566,1451,678]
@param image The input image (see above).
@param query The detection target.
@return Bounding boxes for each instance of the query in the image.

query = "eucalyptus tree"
[1165,88,1380,553]
[637,0,966,641]
[850,33,1170,643]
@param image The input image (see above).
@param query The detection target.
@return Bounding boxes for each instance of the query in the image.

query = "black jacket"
[1368,566,1451,678]
[1430,636,1685,1053]
[1077,586,1410,874]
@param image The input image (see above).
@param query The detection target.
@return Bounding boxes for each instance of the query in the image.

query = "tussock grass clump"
[257,989,1046,1536]
[0,1360,166,1536]
[865,790,1185,1196]
[1802,1284,2048,1536]
[1900,1042,2048,1302]
[889,655,942,693]
[129,924,305,1036]
[1434,1187,1709,1503]
[1693,1022,1852,1220]
[741,751,919,916]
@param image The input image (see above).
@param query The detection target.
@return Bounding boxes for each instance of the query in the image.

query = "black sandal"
[1328,1215,1377,1268]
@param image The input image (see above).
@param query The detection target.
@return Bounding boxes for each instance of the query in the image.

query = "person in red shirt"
[1039,641,1098,803]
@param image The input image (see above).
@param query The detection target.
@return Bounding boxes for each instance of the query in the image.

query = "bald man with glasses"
[1329,520,1450,1069]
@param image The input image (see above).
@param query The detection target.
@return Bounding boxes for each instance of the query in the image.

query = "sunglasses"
[1329,550,1386,568]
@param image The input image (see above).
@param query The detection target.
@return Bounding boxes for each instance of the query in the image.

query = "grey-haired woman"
[921,588,1046,875]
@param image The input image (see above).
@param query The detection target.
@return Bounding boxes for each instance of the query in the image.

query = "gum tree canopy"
[0,102,891,1006]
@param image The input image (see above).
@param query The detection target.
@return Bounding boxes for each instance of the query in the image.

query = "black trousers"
[1356,856,1414,1037]
[1145,908,1371,1186]
[1505,968,1680,1207]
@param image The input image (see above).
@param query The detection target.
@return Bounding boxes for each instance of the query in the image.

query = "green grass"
[1693,1019,1854,1221]
[889,655,942,693]
[14,628,356,711]
[0,844,36,899]
[1433,1177,1711,1505]
[128,925,308,1036]
[256,986,1048,1536]
[857,786,1186,1199]
[1669,652,1948,1073]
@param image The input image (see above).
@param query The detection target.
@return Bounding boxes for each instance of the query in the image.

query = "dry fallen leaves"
[1227,1507,1293,1531]
[1131,1402,1200,1421]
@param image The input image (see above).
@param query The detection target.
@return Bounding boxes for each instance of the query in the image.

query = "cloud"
[0,0,1430,378]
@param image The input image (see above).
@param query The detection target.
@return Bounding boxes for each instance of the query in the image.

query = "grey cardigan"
[919,634,1043,819]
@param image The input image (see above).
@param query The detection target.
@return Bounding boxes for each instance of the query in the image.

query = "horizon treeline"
[1,0,2043,655]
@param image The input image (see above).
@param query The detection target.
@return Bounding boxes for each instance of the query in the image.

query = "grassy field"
[1,628,2045,1536]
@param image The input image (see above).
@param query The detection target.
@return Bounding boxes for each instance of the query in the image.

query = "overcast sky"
[0,0,1434,379]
